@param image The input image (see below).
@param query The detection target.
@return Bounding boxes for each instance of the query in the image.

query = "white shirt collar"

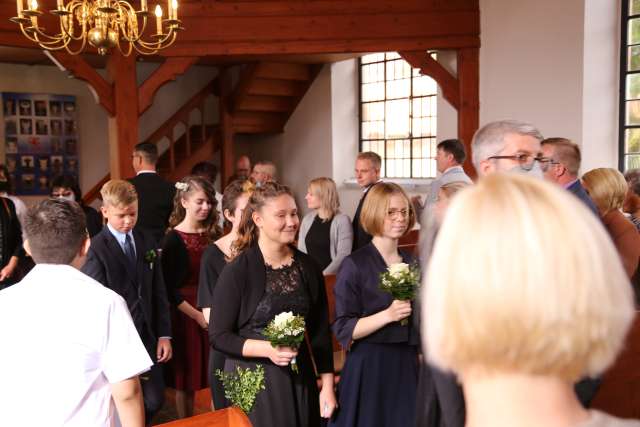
[106,223,134,250]
[136,170,156,175]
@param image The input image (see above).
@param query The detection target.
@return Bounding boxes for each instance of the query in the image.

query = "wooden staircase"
[231,62,323,134]
[83,62,322,205]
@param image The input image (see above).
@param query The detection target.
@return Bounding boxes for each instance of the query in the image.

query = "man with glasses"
[471,119,545,177]
[540,137,599,216]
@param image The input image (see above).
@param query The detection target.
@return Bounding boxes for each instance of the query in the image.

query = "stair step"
[247,78,308,97]
[255,62,311,81]
[236,95,295,113]
[233,111,285,134]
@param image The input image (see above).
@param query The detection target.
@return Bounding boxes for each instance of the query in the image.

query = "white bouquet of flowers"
[379,262,421,325]
[263,311,306,373]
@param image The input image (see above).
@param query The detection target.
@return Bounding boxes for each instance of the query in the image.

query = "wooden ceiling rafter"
[399,51,460,110]
[138,56,199,115]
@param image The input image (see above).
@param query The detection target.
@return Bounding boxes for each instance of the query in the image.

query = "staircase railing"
[83,77,218,205]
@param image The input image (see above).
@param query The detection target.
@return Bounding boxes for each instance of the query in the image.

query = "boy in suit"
[82,179,172,424]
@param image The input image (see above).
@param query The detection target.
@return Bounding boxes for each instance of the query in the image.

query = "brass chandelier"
[10,0,184,56]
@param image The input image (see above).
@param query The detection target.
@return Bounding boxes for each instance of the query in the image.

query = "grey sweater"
[297,212,353,275]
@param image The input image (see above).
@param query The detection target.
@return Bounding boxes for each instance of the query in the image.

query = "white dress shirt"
[0,264,152,427]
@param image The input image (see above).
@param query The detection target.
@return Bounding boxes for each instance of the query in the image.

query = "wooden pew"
[398,228,419,256]
[154,407,251,427]
[323,274,346,375]
[591,313,640,418]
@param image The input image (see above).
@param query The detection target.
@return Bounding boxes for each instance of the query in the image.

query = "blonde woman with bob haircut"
[329,182,421,427]
[424,174,638,427]
[582,168,640,282]
[298,177,353,274]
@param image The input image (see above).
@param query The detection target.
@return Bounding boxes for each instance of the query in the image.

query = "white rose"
[388,263,410,279]
[273,311,294,328]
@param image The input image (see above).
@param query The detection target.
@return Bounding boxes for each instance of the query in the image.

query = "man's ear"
[23,239,32,257]
[479,159,492,176]
[79,236,91,258]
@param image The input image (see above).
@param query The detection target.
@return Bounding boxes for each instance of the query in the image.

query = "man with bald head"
[472,119,545,177]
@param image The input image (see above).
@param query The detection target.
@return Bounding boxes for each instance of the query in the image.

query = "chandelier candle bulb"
[56,0,63,9]
[16,0,22,15]
[29,0,37,10]
[141,0,147,11]
[171,0,177,19]
[155,4,162,34]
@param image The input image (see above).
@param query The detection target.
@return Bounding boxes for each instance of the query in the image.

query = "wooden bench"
[154,407,251,427]
[324,274,346,375]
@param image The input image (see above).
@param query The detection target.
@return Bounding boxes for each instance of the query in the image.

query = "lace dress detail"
[248,259,310,337]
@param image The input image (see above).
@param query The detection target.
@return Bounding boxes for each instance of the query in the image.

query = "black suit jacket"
[352,183,377,251]
[128,172,176,243]
[210,245,334,374]
[82,227,171,342]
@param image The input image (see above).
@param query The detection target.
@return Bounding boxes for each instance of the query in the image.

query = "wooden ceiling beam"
[48,51,115,116]
[138,56,198,115]
[399,51,460,110]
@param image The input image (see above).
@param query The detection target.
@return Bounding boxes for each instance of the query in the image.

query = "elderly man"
[540,137,598,216]
[250,160,277,186]
[472,119,545,177]
[352,151,382,251]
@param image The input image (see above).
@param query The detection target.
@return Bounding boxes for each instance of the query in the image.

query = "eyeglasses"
[387,209,409,219]
[536,157,562,172]
[487,153,548,171]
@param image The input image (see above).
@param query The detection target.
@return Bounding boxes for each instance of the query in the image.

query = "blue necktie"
[124,234,136,268]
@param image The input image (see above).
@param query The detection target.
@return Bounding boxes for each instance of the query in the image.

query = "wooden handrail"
[83,77,218,205]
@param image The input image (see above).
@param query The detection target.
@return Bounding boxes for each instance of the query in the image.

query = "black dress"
[329,243,419,427]
[0,197,23,289]
[305,215,332,272]
[211,245,334,427]
[197,244,230,410]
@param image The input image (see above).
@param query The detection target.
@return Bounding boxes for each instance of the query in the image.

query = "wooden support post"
[107,53,139,179]
[457,47,480,179]
[219,69,235,185]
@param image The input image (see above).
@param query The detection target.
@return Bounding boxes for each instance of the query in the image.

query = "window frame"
[620,0,640,171]
[358,53,438,179]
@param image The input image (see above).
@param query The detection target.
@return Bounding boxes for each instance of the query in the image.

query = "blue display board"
[2,92,79,195]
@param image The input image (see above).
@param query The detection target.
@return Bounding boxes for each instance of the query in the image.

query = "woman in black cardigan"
[211,182,336,427]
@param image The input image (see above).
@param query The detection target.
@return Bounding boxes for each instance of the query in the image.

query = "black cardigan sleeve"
[301,254,334,374]
[210,260,247,357]
[197,246,224,309]
[160,230,189,306]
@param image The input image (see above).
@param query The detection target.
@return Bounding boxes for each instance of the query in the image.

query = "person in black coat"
[330,182,420,427]
[0,195,24,289]
[50,174,103,238]
[210,182,336,427]
[129,142,176,246]
[352,152,382,251]
[198,179,252,410]
[81,179,172,425]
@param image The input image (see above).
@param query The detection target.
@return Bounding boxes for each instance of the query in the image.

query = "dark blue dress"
[329,243,419,427]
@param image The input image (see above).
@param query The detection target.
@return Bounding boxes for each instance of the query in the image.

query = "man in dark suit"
[541,137,599,216]
[82,179,172,425]
[540,137,602,407]
[352,151,381,251]
[128,142,176,246]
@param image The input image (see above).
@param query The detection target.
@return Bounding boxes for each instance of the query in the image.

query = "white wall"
[479,0,619,172]
[0,61,217,205]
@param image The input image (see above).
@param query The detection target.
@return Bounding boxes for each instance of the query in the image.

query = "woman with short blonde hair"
[582,168,640,281]
[298,177,353,274]
[424,174,637,427]
[329,182,420,427]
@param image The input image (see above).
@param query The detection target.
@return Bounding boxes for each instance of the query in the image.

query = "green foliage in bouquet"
[379,262,421,301]
[215,365,265,414]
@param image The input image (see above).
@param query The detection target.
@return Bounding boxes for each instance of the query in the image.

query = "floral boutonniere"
[144,249,157,270]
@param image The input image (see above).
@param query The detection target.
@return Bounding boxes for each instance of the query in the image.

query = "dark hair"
[221,178,253,228]
[437,139,467,164]
[133,142,158,164]
[233,182,295,256]
[191,161,218,184]
[50,174,83,206]
[23,199,87,264]
[0,164,15,194]
[168,175,221,242]
[541,137,581,176]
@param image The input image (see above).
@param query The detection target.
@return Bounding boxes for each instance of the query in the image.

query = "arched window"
[360,52,438,178]
[621,0,640,170]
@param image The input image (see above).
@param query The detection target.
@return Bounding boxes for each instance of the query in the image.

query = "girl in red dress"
[161,175,222,418]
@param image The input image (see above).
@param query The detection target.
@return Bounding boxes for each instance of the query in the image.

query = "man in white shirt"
[0,199,152,427]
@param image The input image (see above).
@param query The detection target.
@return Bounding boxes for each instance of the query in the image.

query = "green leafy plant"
[215,365,265,414]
